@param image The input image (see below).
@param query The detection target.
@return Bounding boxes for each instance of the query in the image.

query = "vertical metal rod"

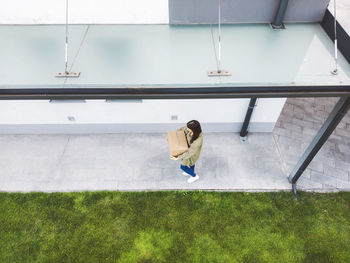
[272,0,288,29]
[65,0,69,74]
[240,98,257,138]
[332,0,338,75]
[218,0,221,72]
[288,97,350,184]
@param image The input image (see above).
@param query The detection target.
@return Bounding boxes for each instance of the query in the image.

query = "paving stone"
[277,135,303,146]
[314,156,336,168]
[276,143,290,154]
[300,142,311,150]
[303,168,312,179]
[335,160,350,172]
[296,177,323,190]
[282,110,304,120]
[281,122,303,133]
[315,97,338,107]
[302,127,318,137]
[329,134,345,141]
[314,104,326,111]
[283,164,293,175]
[290,131,314,142]
[288,144,307,156]
[323,164,349,180]
[303,113,324,123]
[292,118,314,129]
[323,105,334,113]
[308,160,324,173]
[305,106,321,116]
[336,122,347,129]
[318,141,337,153]
[312,122,323,130]
[279,115,294,123]
[283,103,294,112]
[284,156,302,168]
[294,105,309,115]
[288,98,314,107]
[335,128,350,139]
[328,137,345,147]
[338,144,350,155]
[311,171,350,188]
[273,127,292,137]
[341,113,350,124]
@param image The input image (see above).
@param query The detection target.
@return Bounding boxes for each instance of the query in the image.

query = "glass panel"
[1,24,350,89]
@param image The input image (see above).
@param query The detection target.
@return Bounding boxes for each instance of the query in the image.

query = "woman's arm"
[177,136,202,162]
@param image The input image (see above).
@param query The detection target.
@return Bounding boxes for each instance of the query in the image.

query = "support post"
[271,0,288,30]
[288,97,350,188]
[240,98,257,142]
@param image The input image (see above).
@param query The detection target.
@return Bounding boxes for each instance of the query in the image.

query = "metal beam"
[288,96,350,185]
[1,85,350,100]
[240,98,257,139]
[271,0,289,29]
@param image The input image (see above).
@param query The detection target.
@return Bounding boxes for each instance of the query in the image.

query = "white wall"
[0,99,286,133]
[0,0,169,24]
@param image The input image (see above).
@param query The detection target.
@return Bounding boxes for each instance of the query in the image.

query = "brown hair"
[187,120,202,144]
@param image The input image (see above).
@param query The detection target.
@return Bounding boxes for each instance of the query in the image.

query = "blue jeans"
[180,164,196,177]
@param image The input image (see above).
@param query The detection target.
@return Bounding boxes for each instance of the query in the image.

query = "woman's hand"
[170,155,178,160]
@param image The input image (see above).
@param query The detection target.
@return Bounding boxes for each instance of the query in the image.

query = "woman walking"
[170,120,203,183]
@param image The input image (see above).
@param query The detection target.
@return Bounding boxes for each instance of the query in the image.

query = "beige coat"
[177,126,203,167]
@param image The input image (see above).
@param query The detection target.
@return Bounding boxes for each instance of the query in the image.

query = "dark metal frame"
[240,98,257,138]
[0,85,350,100]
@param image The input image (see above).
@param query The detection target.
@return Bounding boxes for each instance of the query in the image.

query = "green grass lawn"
[0,191,350,263]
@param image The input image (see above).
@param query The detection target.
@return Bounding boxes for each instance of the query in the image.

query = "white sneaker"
[187,175,199,183]
[182,172,190,176]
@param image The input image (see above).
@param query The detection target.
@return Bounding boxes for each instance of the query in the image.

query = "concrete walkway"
[0,133,290,192]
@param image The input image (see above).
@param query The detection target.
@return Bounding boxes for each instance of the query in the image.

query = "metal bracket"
[207,70,231,77]
[270,23,286,30]
[239,136,248,143]
[56,72,80,78]
[331,69,338,75]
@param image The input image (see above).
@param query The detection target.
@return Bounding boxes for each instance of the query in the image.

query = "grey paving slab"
[0,133,290,192]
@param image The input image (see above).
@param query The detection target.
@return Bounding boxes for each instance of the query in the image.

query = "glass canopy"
[1,23,350,89]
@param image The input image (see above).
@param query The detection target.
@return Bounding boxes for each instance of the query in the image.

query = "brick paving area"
[329,0,350,33]
[273,97,350,191]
